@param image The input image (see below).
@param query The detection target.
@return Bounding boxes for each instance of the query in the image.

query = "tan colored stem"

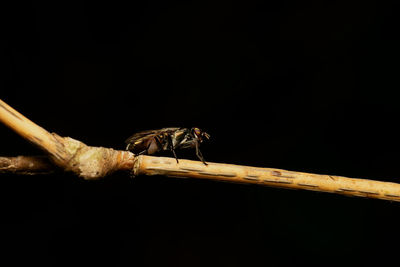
[0,99,68,162]
[0,152,135,178]
[0,156,55,175]
[134,155,400,202]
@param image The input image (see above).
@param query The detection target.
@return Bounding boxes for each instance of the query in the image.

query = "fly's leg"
[195,141,207,165]
[154,135,163,148]
[171,149,179,163]
[137,150,147,155]
[167,135,179,163]
[126,143,131,151]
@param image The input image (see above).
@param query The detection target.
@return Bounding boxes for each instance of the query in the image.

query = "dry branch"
[2,98,400,202]
[0,99,69,162]
[0,156,55,175]
[134,155,400,202]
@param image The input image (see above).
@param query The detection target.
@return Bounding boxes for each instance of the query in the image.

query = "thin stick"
[2,153,400,202]
[134,155,400,202]
[0,154,135,176]
[0,156,55,175]
[0,99,68,162]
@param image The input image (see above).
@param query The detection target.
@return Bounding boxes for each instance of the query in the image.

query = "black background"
[1,0,400,266]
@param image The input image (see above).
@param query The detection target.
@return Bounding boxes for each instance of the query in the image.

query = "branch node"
[52,137,119,180]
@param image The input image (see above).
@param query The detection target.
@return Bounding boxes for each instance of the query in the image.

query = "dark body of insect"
[125,127,210,165]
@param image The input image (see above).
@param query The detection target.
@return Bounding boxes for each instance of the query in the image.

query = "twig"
[0,99,135,179]
[0,99,69,162]
[133,155,400,202]
[2,98,400,202]
[0,155,55,175]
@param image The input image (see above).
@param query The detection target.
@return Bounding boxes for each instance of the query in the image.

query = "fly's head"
[191,127,210,143]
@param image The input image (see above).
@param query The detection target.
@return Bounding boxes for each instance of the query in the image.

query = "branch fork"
[50,134,135,179]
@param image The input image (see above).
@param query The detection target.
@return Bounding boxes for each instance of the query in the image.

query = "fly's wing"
[125,130,158,144]
[159,127,181,133]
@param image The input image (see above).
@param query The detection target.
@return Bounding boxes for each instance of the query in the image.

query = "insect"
[125,127,210,165]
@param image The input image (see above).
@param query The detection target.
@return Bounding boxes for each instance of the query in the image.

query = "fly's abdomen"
[146,138,160,154]
[127,138,155,154]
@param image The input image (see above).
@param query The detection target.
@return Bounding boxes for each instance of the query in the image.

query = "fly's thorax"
[179,139,197,149]
[170,128,188,147]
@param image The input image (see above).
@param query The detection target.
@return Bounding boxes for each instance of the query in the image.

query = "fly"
[125,127,210,165]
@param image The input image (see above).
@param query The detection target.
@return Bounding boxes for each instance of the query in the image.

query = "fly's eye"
[193,128,201,136]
